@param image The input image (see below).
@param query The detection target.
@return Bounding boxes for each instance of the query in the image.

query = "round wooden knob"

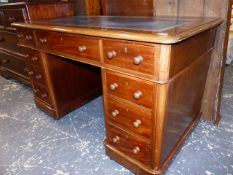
[133,56,143,65]
[24,68,29,72]
[8,17,15,22]
[39,38,47,44]
[42,93,47,98]
[17,34,23,39]
[107,50,117,59]
[112,136,120,143]
[133,146,140,154]
[110,83,118,91]
[2,59,9,64]
[133,90,142,100]
[36,75,42,79]
[26,35,32,40]
[28,71,34,75]
[31,56,38,61]
[78,46,87,53]
[34,89,39,93]
[133,119,142,128]
[111,109,119,117]
[0,37,5,43]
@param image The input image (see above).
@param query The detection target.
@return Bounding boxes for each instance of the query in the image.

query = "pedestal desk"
[13,16,222,175]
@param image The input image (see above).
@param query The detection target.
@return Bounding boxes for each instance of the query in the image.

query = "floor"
[0,66,233,175]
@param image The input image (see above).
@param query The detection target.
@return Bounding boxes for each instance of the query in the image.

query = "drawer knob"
[107,50,117,59]
[36,75,42,79]
[34,89,39,93]
[17,34,23,39]
[39,38,47,44]
[110,83,118,91]
[24,68,29,72]
[111,109,119,117]
[133,90,143,100]
[133,146,140,154]
[28,71,34,75]
[133,56,144,65]
[112,136,120,143]
[8,17,15,22]
[133,119,142,128]
[0,37,5,43]
[31,56,38,61]
[42,93,48,98]
[2,59,9,64]
[26,35,32,40]
[78,46,87,53]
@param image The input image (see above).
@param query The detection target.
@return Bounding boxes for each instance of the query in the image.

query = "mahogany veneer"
[14,16,221,174]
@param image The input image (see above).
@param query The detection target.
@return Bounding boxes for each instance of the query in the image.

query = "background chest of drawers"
[0,1,73,85]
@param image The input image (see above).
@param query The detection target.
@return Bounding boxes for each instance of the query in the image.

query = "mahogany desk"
[13,16,222,175]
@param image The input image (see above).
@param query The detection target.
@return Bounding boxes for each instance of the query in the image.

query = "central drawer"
[36,31,101,62]
[17,28,35,47]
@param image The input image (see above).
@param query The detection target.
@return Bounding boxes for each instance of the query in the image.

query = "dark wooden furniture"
[0,1,73,85]
[101,0,154,16]
[74,0,101,16]
[13,16,221,174]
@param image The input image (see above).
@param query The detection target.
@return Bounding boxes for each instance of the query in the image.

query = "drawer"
[105,71,154,109]
[17,28,35,46]
[24,49,42,68]
[3,9,26,31]
[28,66,46,86]
[0,31,22,53]
[33,83,51,105]
[36,31,100,62]
[0,51,28,77]
[103,40,159,75]
[107,124,151,165]
[106,97,152,138]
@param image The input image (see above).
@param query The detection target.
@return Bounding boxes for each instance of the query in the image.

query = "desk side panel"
[159,48,213,169]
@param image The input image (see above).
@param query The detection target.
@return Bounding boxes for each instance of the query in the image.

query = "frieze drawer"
[36,30,101,62]
[103,39,160,76]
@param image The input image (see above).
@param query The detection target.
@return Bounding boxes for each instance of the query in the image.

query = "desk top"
[13,16,222,44]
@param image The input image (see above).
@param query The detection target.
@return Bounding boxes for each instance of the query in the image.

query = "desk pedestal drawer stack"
[14,16,220,174]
